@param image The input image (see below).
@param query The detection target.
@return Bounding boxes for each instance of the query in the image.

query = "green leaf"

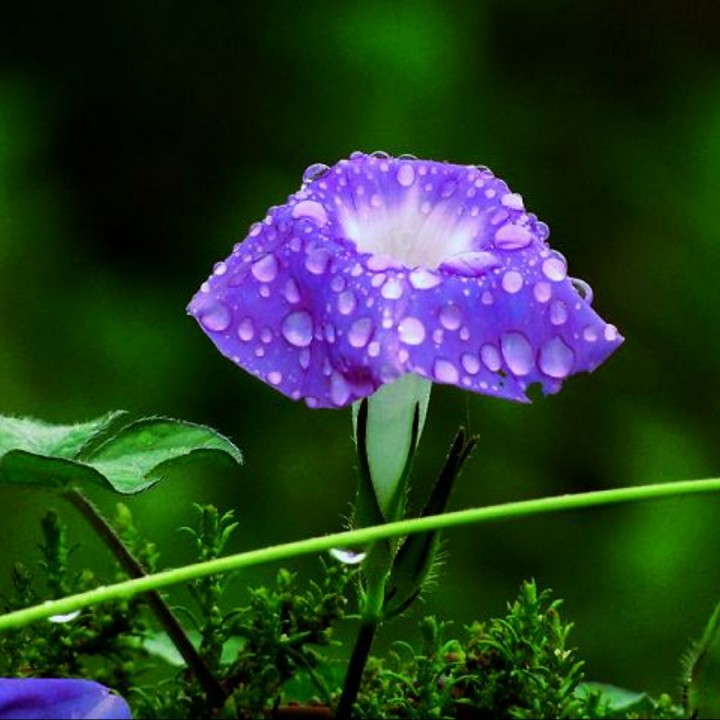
[0,412,242,494]
[0,451,109,490]
[0,411,128,460]
[85,418,243,494]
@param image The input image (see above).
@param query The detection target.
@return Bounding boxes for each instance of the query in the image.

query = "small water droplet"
[293,200,329,226]
[198,301,231,333]
[461,353,480,375]
[433,359,459,384]
[237,317,254,341]
[268,371,283,385]
[381,277,404,300]
[330,372,351,406]
[480,344,502,372]
[571,277,594,304]
[542,256,567,282]
[495,224,533,250]
[549,300,568,326]
[284,278,301,303]
[539,336,575,378]
[302,162,330,185]
[501,270,524,294]
[213,261,227,276]
[583,325,598,342]
[534,282,552,303]
[48,610,82,624]
[501,192,524,210]
[299,348,311,369]
[500,332,534,376]
[330,275,346,293]
[329,547,367,565]
[305,248,330,275]
[439,304,462,330]
[398,317,426,345]
[604,324,620,342]
[409,268,442,289]
[348,318,373,348]
[338,290,357,315]
[397,163,416,187]
[370,150,390,159]
[251,254,278,283]
[282,311,314,347]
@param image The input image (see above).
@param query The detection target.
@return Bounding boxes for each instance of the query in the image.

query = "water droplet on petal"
[198,301,231,333]
[282,311,314,347]
[440,304,462,330]
[480,343,502,372]
[409,268,442,289]
[583,325,598,342]
[501,270,524,294]
[461,353,480,375]
[348,318,373,348]
[501,193,524,210]
[329,547,367,565]
[539,336,575,378]
[284,278,301,303]
[495,224,533,250]
[213,261,227,276]
[302,162,330,185]
[604,324,620,341]
[338,290,357,315]
[433,359,459,384]
[398,317,426,345]
[251,254,278,283]
[330,372,351,406]
[542,256,567,282]
[268,371,283,385]
[381,277,404,300]
[549,300,568,326]
[299,348,311,369]
[534,282,552,303]
[305,248,331,275]
[501,332,534,376]
[293,200,329,226]
[397,163,416,187]
[571,277,594,304]
[237,317,254,341]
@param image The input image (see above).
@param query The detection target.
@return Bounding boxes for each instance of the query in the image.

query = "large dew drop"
[281,311,314,348]
[198,301,231,333]
[539,336,575,378]
[398,317,426,345]
[500,332,534,376]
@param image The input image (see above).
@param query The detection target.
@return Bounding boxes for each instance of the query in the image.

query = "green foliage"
[0,505,154,695]
[0,506,689,719]
[0,412,242,494]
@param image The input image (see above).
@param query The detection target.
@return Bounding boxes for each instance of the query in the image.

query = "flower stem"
[336,619,378,719]
[2,476,720,633]
[63,488,226,709]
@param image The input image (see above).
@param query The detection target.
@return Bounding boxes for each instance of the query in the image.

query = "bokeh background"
[2,0,720,703]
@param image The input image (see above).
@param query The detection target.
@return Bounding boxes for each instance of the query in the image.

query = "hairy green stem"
[63,489,226,708]
[2,476,720,633]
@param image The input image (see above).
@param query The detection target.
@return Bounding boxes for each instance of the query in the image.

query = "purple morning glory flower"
[188,152,622,408]
[0,679,132,720]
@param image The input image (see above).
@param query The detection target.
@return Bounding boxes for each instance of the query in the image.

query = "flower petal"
[0,679,132,720]
[189,153,622,407]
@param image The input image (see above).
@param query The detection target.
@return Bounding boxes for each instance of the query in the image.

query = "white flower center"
[338,186,485,269]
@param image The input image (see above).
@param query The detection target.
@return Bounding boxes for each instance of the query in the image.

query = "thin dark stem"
[63,488,226,709]
[336,619,378,719]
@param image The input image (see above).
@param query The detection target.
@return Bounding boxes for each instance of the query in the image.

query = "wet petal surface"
[188,153,623,407]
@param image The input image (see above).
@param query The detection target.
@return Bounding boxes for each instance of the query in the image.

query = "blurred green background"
[2,0,720,701]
